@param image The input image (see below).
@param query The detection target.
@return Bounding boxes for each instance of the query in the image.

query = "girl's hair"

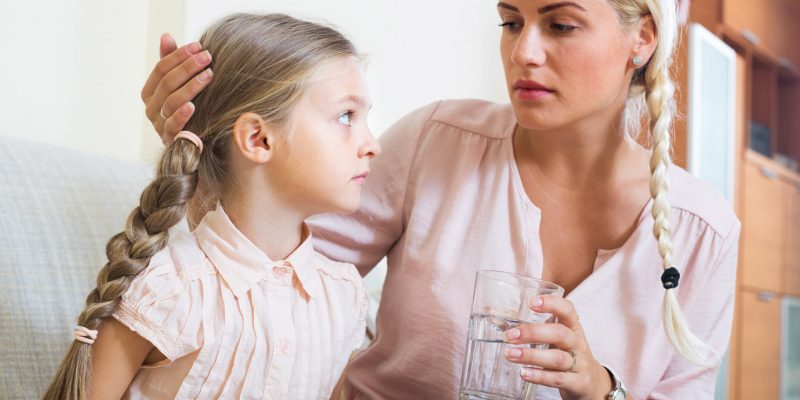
[44,13,357,399]
[610,0,717,367]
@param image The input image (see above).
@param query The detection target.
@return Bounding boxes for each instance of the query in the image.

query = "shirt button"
[279,338,291,354]
[272,266,293,284]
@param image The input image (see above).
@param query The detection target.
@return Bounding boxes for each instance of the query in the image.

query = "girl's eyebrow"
[336,94,371,109]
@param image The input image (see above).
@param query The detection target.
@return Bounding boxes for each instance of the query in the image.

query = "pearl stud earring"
[632,55,644,67]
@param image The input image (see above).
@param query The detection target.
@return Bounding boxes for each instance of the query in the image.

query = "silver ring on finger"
[566,349,577,372]
[160,108,168,120]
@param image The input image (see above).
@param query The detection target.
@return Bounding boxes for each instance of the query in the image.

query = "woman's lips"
[514,79,554,101]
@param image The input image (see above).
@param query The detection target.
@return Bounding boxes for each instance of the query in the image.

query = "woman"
[141,0,739,398]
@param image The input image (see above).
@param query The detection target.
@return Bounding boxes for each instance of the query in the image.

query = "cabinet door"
[737,289,782,400]
[723,0,773,50]
[786,184,800,296]
[723,0,800,67]
[741,162,786,292]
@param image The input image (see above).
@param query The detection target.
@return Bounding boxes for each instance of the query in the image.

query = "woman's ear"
[232,112,275,164]
[633,15,658,65]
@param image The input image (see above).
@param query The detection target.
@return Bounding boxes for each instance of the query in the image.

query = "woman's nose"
[511,26,547,67]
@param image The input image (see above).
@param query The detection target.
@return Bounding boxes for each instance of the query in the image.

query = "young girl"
[45,13,379,399]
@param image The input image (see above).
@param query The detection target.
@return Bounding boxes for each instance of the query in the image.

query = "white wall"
[1,1,508,285]
[1,1,508,161]
[153,0,510,286]
[0,1,150,161]
[140,0,509,157]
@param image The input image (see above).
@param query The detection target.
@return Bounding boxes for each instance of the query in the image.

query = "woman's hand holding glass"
[504,295,616,400]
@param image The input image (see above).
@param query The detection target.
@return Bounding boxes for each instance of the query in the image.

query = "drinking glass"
[459,270,565,400]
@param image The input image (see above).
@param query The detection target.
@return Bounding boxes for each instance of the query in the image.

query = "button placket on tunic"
[264,262,297,399]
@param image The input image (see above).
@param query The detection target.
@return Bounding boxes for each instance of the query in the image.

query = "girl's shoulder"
[146,229,215,282]
[120,229,214,309]
[313,251,364,287]
[113,229,212,360]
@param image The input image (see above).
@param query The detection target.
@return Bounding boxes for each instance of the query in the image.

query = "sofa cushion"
[0,136,151,398]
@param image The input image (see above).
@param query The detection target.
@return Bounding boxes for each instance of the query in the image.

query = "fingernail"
[188,42,201,53]
[196,69,213,83]
[506,348,522,358]
[181,102,194,116]
[195,51,211,65]
[505,328,520,341]
[520,368,535,378]
[530,296,544,308]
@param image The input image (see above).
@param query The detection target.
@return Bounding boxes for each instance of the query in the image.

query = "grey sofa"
[0,135,151,398]
[0,135,381,399]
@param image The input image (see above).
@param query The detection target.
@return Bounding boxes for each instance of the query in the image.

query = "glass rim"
[476,269,565,294]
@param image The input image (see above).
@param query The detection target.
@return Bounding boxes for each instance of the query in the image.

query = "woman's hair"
[44,13,357,399]
[610,0,717,367]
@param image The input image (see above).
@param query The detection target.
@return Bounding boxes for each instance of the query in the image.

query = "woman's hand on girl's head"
[142,33,214,145]
[503,295,615,400]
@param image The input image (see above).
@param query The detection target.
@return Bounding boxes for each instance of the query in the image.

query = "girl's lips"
[351,172,369,183]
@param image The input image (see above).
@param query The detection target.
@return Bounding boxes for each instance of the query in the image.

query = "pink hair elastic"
[175,130,204,153]
[73,326,98,345]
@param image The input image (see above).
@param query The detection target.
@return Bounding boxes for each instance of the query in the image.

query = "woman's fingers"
[141,41,202,105]
[518,368,592,394]
[160,68,213,130]
[531,294,581,330]
[161,102,195,144]
[505,347,576,372]
[146,50,211,128]
[159,33,177,59]
[504,321,578,351]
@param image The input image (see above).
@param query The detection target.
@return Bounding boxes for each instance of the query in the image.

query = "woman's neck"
[513,120,650,194]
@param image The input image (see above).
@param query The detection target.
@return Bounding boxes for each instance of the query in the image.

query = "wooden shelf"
[745,150,800,184]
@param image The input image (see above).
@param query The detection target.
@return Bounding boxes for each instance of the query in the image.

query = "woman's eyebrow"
[537,2,587,14]
[497,2,587,14]
[497,2,520,12]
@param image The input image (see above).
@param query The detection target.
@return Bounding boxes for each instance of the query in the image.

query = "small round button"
[279,338,291,354]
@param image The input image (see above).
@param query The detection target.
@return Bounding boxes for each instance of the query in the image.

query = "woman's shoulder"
[390,99,515,141]
[668,165,740,238]
[428,99,516,139]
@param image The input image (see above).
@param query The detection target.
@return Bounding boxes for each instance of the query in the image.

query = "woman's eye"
[498,21,522,32]
[338,111,353,126]
[551,23,577,33]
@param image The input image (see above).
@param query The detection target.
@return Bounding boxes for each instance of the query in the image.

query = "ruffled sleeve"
[112,231,209,362]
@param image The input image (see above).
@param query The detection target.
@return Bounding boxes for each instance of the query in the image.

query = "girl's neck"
[220,191,307,262]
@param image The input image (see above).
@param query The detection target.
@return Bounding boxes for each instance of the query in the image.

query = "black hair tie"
[661,267,680,289]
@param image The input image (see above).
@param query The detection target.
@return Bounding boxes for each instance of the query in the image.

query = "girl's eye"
[338,111,353,126]
[551,23,578,33]
[498,21,522,32]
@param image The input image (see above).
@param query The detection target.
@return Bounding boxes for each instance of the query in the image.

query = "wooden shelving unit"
[673,1,800,399]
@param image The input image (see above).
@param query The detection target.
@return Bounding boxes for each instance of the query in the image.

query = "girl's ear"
[232,112,275,164]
